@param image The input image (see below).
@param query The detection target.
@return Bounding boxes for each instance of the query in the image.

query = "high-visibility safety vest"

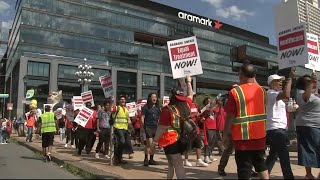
[40,112,56,133]
[230,83,267,141]
[113,106,129,130]
[158,105,181,148]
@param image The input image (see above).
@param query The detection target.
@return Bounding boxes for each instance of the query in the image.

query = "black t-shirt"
[142,105,161,128]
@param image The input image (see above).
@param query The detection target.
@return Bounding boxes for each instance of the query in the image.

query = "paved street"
[0,142,81,179]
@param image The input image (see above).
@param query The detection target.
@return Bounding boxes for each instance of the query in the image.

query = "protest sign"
[137,99,147,111]
[305,33,320,71]
[167,36,203,79]
[72,96,84,110]
[65,104,74,122]
[81,90,95,107]
[126,102,137,117]
[163,96,170,107]
[277,23,308,69]
[74,107,94,127]
[99,74,113,98]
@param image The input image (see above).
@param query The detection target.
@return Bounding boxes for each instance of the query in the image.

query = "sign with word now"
[99,74,113,98]
[305,33,320,71]
[74,107,94,127]
[72,96,84,110]
[81,90,95,107]
[167,36,203,79]
[277,23,308,69]
[126,102,137,117]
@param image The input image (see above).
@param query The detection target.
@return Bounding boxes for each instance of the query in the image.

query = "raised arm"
[186,75,193,100]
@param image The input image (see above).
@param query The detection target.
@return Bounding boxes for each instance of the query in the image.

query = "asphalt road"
[0,142,81,179]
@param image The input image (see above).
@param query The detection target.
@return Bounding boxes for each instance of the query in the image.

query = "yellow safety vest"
[40,112,56,133]
[113,106,129,130]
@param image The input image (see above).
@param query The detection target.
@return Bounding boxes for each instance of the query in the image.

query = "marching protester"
[112,95,133,165]
[57,114,66,143]
[76,102,97,156]
[201,97,218,163]
[133,109,142,147]
[213,98,226,155]
[0,118,7,144]
[224,63,269,179]
[265,69,295,179]
[16,114,25,137]
[141,93,161,166]
[65,114,75,148]
[184,93,208,167]
[295,73,320,179]
[153,75,193,179]
[26,110,36,142]
[95,100,112,159]
[38,105,58,162]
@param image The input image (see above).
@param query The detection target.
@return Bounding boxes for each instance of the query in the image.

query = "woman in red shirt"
[65,116,75,148]
[133,110,142,147]
[26,111,36,142]
[213,98,226,155]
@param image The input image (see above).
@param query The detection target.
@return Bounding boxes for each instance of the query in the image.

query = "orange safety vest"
[158,105,181,148]
[230,83,267,141]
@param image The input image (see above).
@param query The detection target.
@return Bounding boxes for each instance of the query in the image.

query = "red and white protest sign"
[277,23,308,69]
[163,96,170,107]
[126,102,137,117]
[137,99,147,111]
[99,74,113,98]
[81,90,95,107]
[72,96,84,110]
[167,36,203,79]
[305,33,320,71]
[74,107,94,127]
[65,104,74,122]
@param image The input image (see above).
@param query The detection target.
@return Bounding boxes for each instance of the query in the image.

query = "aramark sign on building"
[178,12,223,29]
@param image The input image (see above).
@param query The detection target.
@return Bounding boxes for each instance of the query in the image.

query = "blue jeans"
[26,127,33,142]
[265,129,294,179]
[114,129,129,160]
[0,130,7,143]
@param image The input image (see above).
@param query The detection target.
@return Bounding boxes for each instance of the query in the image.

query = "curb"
[12,137,122,179]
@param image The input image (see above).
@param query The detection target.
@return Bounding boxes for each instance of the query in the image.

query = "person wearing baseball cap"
[265,68,295,179]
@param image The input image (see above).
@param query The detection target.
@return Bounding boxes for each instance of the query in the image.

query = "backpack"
[168,106,198,145]
[109,106,120,126]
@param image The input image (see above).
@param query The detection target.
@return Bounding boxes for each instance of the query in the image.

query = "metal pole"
[83,84,89,92]
[8,74,12,119]
[2,74,7,118]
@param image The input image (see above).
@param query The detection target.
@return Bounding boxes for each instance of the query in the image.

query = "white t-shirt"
[266,89,288,130]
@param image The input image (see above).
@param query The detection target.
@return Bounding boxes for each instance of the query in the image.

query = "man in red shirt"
[223,63,269,179]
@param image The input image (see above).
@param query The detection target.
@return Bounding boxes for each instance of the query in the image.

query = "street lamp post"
[75,58,94,92]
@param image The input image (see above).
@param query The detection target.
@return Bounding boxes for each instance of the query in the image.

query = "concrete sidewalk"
[11,134,319,179]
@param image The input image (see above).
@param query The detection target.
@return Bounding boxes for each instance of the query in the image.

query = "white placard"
[81,90,95,107]
[277,23,308,69]
[72,96,84,110]
[65,104,74,122]
[305,33,320,71]
[126,102,137,117]
[163,96,170,107]
[167,36,203,79]
[74,107,94,127]
[137,99,147,111]
[99,74,113,98]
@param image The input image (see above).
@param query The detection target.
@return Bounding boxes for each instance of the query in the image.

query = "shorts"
[235,150,267,179]
[145,127,157,139]
[186,134,203,151]
[42,132,54,148]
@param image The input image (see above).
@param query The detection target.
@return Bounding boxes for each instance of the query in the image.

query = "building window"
[164,77,177,96]
[117,71,136,102]
[26,79,49,96]
[27,61,50,77]
[142,74,159,98]
[58,65,78,79]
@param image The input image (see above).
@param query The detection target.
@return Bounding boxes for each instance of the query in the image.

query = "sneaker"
[71,145,75,148]
[64,144,68,148]
[105,155,111,159]
[95,153,100,159]
[196,159,208,167]
[204,156,212,164]
[128,154,133,159]
[210,156,218,162]
[184,160,193,167]
[47,153,52,162]
[218,169,227,176]
[148,159,159,165]
[143,159,149,166]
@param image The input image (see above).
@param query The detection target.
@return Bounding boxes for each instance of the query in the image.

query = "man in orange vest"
[224,63,269,179]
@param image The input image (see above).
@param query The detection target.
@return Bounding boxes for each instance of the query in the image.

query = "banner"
[126,102,137,117]
[163,96,170,106]
[65,104,74,122]
[26,89,35,99]
[81,90,95,107]
[167,36,203,79]
[305,33,320,71]
[72,96,84,110]
[43,104,53,112]
[99,74,113,98]
[74,107,94,127]
[277,23,308,69]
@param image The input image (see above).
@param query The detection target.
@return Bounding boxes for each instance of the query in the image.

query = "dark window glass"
[117,71,136,85]
[142,74,159,87]
[26,79,49,95]
[165,77,177,90]
[58,65,78,79]
[27,62,50,77]
[58,82,81,97]
[117,86,136,102]
[142,89,159,100]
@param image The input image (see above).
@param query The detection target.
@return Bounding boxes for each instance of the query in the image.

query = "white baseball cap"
[267,74,285,85]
